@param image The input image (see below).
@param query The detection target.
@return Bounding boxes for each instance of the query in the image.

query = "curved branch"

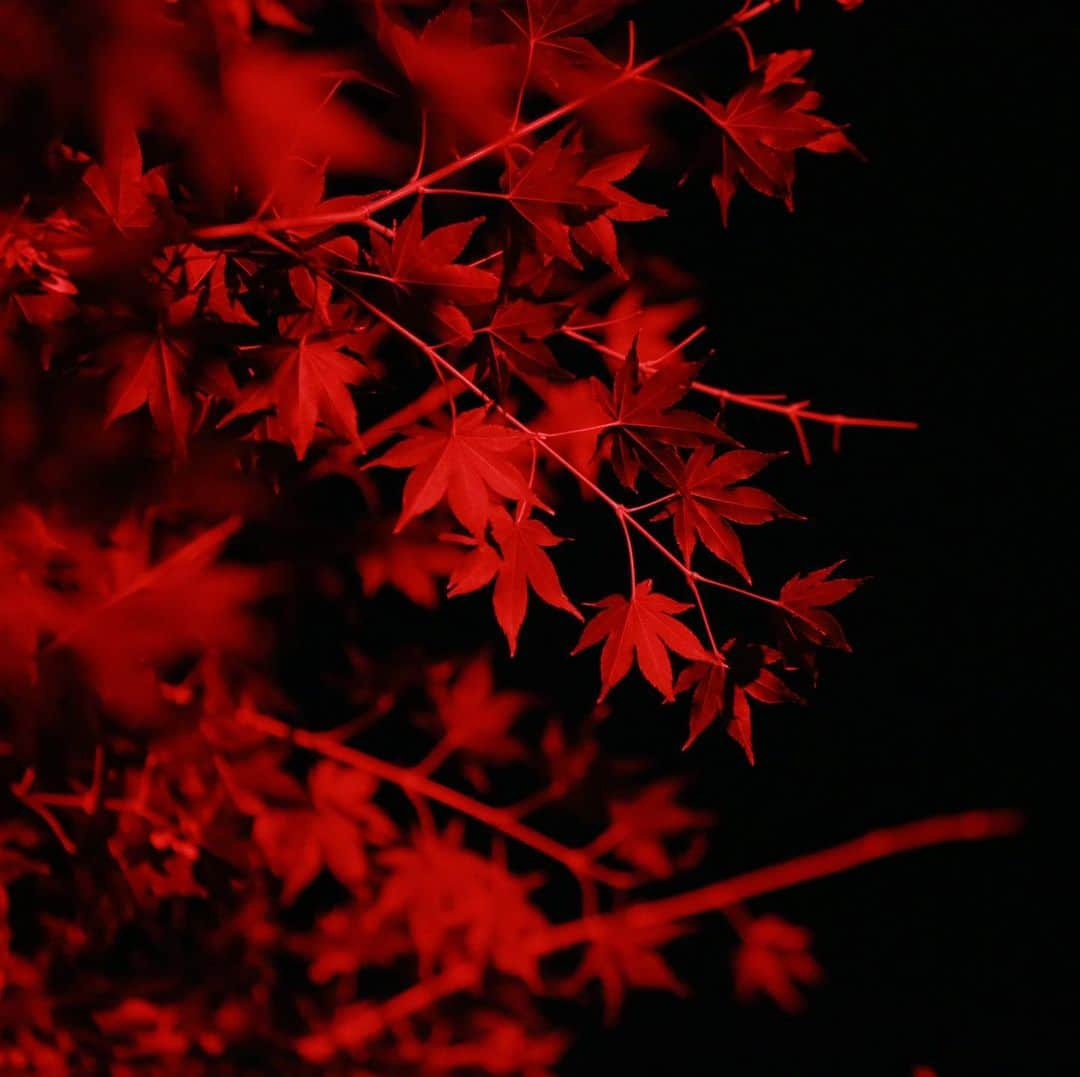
[234,707,635,890]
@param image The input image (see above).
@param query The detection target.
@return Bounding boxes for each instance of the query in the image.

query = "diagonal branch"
[234,707,635,889]
[323,809,1022,1043]
[532,809,1023,951]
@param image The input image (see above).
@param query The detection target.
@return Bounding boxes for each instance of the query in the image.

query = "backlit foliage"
[0,1,1013,1071]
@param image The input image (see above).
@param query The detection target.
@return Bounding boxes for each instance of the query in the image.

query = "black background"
[546,2,1069,1074]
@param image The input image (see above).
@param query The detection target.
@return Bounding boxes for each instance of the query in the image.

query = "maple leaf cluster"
[0,1,925,1072]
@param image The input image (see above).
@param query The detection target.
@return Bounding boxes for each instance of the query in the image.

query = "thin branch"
[533,810,1023,951]
[234,707,635,889]
[693,383,919,464]
[340,809,1022,1041]
[563,326,919,462]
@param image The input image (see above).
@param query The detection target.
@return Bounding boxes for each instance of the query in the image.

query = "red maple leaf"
[483,299,569,384]
[571,146,666,275]
[594,343,726,489]
[676,641,803,758]
[374,409,536,537]
[705,50,857,225]
[177,245,259,327]
[82,123,168,233]
[521,1,663,150]
[447,505,582,655]
[224,335,373,460]
[104,332,195,458]
[573,579,709,700]
[525,0,625,39]
[778,561,865,658]
[656,448,797,580]
[266,160,372,266]
[370,201,500,307]
[504,128,662,269]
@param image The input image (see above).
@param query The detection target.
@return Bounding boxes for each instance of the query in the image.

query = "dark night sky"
[554,2,1068,1074]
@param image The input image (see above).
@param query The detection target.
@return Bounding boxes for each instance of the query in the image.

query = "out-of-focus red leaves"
[603,777,710,878]
[253,762,397,901]
[377,1,518,146]
[209,0,313,40]
[357,519,465,607]
[221,45,405,198]
[0,512,263,720]
[568,921,687,1023]
[374,823,548,980]
[733,914,823,1011]
[426,653,532,770]
[599,287,700,368]
[533,379,611,485]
